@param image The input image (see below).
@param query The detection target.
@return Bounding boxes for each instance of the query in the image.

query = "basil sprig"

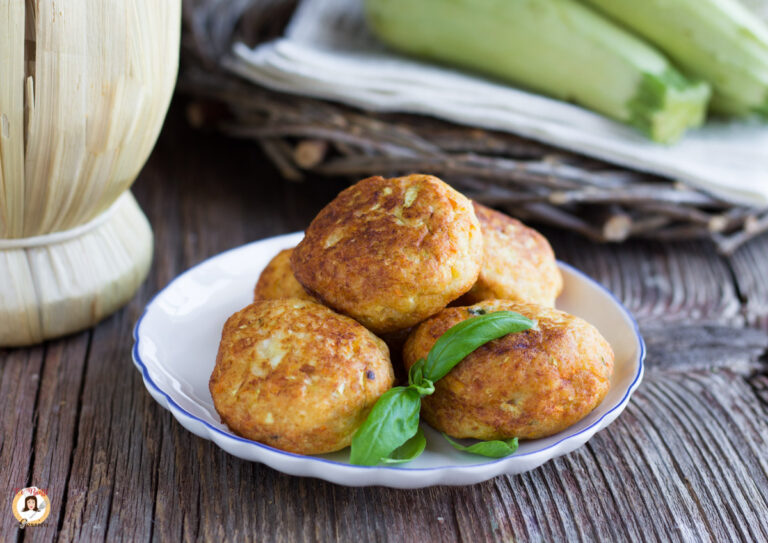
[442,434,519,458]
[349,310,534,466]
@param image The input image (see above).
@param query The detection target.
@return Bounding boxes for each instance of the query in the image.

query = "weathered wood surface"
[2,105,767,542]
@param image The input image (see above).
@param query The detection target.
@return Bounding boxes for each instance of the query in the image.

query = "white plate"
[132,232,644,488]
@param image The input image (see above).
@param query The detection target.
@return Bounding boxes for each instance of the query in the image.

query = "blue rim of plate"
[132,235,645,472]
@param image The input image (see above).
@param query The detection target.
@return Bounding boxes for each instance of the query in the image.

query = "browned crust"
[254,248,315,302]
[209,299,394,454]
[291,174,483,334]
[458,203,563,307]
[403,300,614,440]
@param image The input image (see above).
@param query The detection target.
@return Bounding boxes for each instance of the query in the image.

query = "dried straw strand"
[0,0,26,238]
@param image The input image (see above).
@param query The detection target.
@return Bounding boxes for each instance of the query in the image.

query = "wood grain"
[1,104,767,542]
[727,239,768,329]
[549,233,743,326]
[0,345,44,542]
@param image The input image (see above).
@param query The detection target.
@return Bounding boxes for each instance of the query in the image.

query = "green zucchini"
[584,0,768,117]
[365,0,711,143]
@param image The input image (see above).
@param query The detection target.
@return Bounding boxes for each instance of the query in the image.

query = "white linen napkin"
[228,0,768,206]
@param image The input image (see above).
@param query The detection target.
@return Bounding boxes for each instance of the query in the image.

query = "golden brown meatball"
[292,174,484,334]
[254,248,315,302]
[403,300,614,440]
[209,299,394,454]
[457,203,562,307]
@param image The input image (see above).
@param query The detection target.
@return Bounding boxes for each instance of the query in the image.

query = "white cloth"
[229,0,768,206]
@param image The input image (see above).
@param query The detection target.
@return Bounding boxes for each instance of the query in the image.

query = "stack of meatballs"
[209,174,614,456]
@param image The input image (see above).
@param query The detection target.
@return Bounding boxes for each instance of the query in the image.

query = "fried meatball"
[209,299,394,454]
[403,300,614,440]
[457,203,563,307]
[254,248,315,302]
[292,174,483,334]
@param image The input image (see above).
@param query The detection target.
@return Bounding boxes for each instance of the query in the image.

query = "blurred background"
[181,0,768,255]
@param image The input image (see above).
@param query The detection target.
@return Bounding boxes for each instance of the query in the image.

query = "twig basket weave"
[0,1,180,346]
[181,0,768,255]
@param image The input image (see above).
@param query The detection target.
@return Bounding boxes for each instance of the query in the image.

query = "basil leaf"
[423,311,535,382]
[349,387,421,466]
[442,434,519,458]
[380,427,426,464]
[408,358,426,386]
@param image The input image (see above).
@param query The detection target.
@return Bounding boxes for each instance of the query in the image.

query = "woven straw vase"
[0,1,180,346]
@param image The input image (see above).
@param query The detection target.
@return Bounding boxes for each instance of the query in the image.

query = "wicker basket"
[180,0,767,255]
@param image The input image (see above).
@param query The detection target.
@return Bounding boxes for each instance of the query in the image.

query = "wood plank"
[640,324,768,375]
[0,345,44,542]
[54,292,158,542]
[751,375,768,408]
[727,234,768,329]
[22,334,90,543]
[548,230,742,327]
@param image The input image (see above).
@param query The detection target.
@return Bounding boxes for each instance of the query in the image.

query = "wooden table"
[3,104,768,542]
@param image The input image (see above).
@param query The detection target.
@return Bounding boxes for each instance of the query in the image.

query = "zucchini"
[584,0,768,117]
[365,0,711,143]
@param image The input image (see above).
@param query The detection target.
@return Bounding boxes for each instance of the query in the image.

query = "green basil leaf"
[380,427,426,464]
[423,311,535,382]
[442,434,519,458]
[349,387,421,466]
[408,358,426,386]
